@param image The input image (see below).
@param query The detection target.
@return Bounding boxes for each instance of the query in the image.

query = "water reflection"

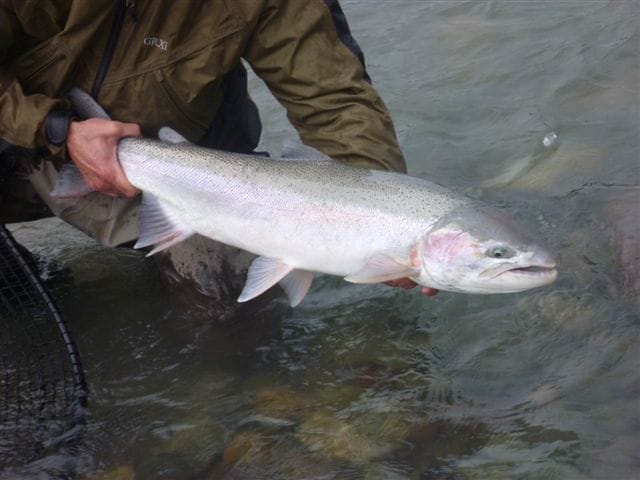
[4,1,639,479]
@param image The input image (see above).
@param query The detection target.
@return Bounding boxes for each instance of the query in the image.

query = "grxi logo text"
[143,37,168,51]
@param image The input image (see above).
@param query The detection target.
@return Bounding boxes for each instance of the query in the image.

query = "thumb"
[118,122,142,138]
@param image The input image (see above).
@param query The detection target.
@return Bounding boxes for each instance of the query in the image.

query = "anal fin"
[238,256,294,303]
[279,270,314,306]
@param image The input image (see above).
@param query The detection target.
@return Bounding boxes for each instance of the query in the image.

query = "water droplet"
[542,131,558,148]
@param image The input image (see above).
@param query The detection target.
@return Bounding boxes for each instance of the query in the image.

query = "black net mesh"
[0,224,87,468]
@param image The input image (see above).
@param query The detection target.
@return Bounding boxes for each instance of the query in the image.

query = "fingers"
[384,278,439,296]
[118,122,142,139]
[421,287,439,297]
[112,131,142,197]
[384,278,417,289]
[86,164,140,198]
[66,119,141,198]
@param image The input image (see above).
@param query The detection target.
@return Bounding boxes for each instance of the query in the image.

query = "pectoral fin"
[238,256,293,303]
[51,164,94,198]
[134,193,194,256]
[344,254,417,284]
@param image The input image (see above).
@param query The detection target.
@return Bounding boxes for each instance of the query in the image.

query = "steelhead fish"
[54,88,557,306]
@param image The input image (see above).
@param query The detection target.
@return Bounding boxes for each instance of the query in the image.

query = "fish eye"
[486,245,515,259]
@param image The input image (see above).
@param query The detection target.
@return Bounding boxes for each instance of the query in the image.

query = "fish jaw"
[477,248,558,292]
[415,208,558,294]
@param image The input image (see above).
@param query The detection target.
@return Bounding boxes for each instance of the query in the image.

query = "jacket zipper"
[90,0,136,99]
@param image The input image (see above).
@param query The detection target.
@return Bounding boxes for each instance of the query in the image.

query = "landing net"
[0,224,87,468]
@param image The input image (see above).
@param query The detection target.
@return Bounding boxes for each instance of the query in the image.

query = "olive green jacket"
[0,0,405,172]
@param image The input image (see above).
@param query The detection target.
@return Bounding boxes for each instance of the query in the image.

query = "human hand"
[66,118,142,198]
[384,278,439,296]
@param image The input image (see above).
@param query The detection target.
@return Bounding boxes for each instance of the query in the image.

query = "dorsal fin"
[159,126,192,145]
[281,139,333,161]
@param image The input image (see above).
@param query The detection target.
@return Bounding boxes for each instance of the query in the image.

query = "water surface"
[4,1,639,479]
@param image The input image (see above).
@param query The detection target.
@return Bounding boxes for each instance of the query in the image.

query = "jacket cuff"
[44,109,75,146]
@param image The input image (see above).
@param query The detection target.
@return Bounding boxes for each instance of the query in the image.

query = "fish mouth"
[496,264,558,283]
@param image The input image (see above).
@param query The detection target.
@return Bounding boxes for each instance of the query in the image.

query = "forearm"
[243,0,406,173]
[0,72,69,153]
[0,1,69,155]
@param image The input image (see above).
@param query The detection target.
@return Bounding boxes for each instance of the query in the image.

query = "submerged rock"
[160,419,227,470]
[253,387,314,420]
[133,452,195,480]
[219,431,270,471]
[297,412,383,462]
[604,189,640,304]
[483,143,604,196]
[400,419,491,477]
[252,385,362,422]
[86,465,135,480]
[210,430,358,479]
[296,410,411,463]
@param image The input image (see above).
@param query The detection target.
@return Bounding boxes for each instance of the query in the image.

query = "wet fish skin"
[118,136,556,303]
[56,88,557,306]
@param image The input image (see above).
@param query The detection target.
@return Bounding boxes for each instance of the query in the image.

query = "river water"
[3,1,639,479]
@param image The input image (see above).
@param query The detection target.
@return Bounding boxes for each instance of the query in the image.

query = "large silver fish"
[54,88,557,306]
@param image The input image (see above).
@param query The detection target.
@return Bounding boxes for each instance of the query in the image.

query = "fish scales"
[117,138,470,275]
[55,87,558,305]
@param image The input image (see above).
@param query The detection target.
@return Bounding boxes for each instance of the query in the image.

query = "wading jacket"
[0,0,406,172]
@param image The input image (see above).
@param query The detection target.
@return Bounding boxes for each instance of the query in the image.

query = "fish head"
[415,205,557,294]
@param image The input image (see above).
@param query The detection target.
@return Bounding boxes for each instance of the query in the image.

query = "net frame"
[0,224,87,467]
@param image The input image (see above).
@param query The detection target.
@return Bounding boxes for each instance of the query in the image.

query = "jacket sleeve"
[243,0,406,173]
[0,2,68,154]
